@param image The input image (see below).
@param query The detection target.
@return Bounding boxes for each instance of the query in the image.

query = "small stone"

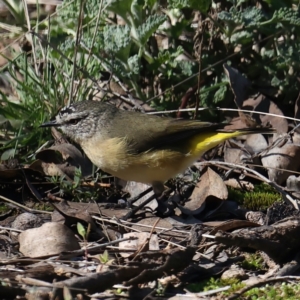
[221,265,248,281]
[11,213,44,231]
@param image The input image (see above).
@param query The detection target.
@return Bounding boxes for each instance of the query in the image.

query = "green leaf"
[99,250,109,263]
[105,0,134,22]
[168,0,211,11]
[2,0,25,26]
[168,0,189,9]
[230,31,253,44]
[189,0,211,13]
[103,25,131,61]
[275,7,300,25]
[218,11,234,23]
[136,14,166,46]
[1,149,17,160]
[219,6,264,27]
[145,0,158,10]
[73,168,82,188]
[131,0,143,22]
[271,76,281,86]
[127,55,140,75]
[213,84,227,104]
[177,60,194,77]
[77,222,86,239]
[242,7,264,26]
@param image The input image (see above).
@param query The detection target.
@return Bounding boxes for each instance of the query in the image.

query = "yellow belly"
[81,131,245,184]
[104,150,197,183]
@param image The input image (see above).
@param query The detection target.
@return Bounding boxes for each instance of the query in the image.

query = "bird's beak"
[40,120,61,127]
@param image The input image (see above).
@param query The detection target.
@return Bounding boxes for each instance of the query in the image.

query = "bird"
[40,100,275,195]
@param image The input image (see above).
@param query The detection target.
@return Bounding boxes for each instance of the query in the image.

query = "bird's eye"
[68,118,80,125]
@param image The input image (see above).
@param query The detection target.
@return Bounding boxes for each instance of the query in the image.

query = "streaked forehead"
[60,105,76,115]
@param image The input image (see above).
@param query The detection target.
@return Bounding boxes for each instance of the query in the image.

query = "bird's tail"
[192,127,275,154]
[217,127,276,135]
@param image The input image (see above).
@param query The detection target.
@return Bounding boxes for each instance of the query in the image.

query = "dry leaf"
[224,142,243,164]
[245,133,268,153]
[224,64,288,133]
[224,178,254,191]
[223,64,252,108]
[286,175,300,192]
[119,232,159,257]
[179,168,228,215]
[245,96,288,134]
[35,143,93,177]
[132,216,173,232]
[261,133,300,184]
[19,222,80,258]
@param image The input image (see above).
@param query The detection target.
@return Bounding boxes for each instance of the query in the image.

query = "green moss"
[187,278,221,293]
[32,203,54,212]
[186,278,300,299]
[228,183,281,210]
[240,253,265,271]
[245,282,300,299]
[186,277,244,294]
[0,203,11,213]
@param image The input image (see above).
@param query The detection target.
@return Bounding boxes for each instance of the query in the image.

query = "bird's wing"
[111,111,223,153]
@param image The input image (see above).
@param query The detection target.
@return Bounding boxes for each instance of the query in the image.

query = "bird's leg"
[122,193,157,220]
[152,181,165,198]
[123,182,170,220]
[152,181,175,217]
[127,181,165,207]
[127,186,153,206]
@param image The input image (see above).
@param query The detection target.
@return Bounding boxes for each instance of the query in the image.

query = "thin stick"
[58,236,138,260]
[0,226,23,233]
[0,195,52,214]
[147,107,300,124]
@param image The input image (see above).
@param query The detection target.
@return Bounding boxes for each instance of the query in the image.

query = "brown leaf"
[19,222,80,258]
[245,96,288,134]
[29,159,82,180]
[286,175,300,192]
[30,160,70,179]
[51,201,129,219]
[36,143,93,177]
[132,216,173,232]
[35,149,62,164]
[224,178,254,191]
[119,232,159,257]
[224,64,288,133]
[132,216,188,238]
[223,117,248,131]
[261,133,300,184]
[223,64,252,108]
[244,133,268,154]
[51,201,105,240]
[224,142,243,164]
[180,168,228,215]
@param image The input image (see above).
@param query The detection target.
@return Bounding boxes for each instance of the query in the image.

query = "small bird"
[41,100,274,194]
